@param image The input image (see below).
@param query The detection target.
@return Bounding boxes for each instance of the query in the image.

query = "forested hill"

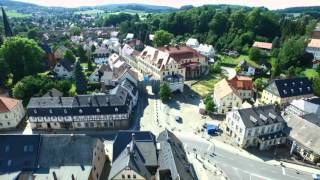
[277,6,320,14]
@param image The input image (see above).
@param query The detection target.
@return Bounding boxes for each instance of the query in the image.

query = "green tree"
[278,37,309,69]
[87,60,94,72]
[70,26,81,36]
[74,60,87,94]
[0,37,45,83]
[91,45,96,53]
[159,83,171,102]
[64,49,76,63]
[27,27,40,40]
[0,58,9,86]
[209,63,221,74]
[78,45,88,63]
[204,95,216,112]
[249,48,263,62]
[254,78,268,92]
[286,66,295,77]
[153,30,174,47]
[313,77,320,96]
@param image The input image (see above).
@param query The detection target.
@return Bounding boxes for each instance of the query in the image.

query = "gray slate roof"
[0,135,41,173]
[157,130,198,180]
[27,84,132,117]
[284,114,320,155]
[265,77,313,98]
[237,105,284,128]
[38,135,98,167]
[108,141,152,180]
[58,58,74,72]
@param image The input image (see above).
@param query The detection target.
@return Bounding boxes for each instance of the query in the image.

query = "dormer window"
[291,89,294,93]
[292,82,295,86]
[79,109,83,114]
[96,108,100,113]
[307,87,311,91]
[49,109,53,114]
[64,109,67,114]
[34,109,37,114]
[115,108,118,112]
[283,90,287,94]
[284,83,287,86]
[299,88,302,92]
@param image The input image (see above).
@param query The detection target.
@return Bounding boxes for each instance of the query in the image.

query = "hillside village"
[0,1,320,180]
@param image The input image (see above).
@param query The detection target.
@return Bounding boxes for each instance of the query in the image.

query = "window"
[7,122,10,126]
[133,174,136,179]
[77,123,81,127]
[128,175,131,179]
[0,123,2,127]
[122,175,125,178]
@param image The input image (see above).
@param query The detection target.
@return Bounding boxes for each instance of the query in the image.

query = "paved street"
[221,66,236,79]
[177,132,315,180]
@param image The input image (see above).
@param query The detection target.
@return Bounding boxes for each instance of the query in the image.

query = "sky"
[13,0,320,10]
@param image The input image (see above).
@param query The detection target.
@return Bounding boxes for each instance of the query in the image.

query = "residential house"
[312,23,320,39]
[186,38,200,49]
[306,39,320,68]
[238,60,257,76]
[110,31,119,38]
[0,134,106,180]
[93,46,110,65]
[284,114,320,163]
[213,79,242,114]
[27,84,135,130]
[137,46,185,92]
[107,130,197,180]
[197,44,215,58]
[286,97,320,118]
[252,41,273,52]
[125,33,134,41]
[40,43,56,69]
[261,77,314,106]
[53,58,75,79]
[0,96,25,130]
[158,45,208,79]
[228,76,253,100]
[89,64,113,82]
[225,105,286,150]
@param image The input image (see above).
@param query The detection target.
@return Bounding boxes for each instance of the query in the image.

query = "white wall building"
[0,96,25,129]
[225,105,286,150]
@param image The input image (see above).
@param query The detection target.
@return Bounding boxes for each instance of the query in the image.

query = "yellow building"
[261,77,314,106]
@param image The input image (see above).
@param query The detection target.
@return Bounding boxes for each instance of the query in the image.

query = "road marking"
[206,144,212,152]
[282,167,286,175]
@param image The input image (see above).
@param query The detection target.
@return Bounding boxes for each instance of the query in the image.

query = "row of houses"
[0,130,196,180]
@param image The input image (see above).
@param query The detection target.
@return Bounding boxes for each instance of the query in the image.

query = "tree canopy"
[0,37,45,83]
[74,60,87,94]
[153,30,174,47]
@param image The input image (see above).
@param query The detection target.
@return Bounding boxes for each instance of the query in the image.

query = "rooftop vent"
[260,114,268,121]
[292,82,295,86]
[268,112,276,120]
[250,116,258,124]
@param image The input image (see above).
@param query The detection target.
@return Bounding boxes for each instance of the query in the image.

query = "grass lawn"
[219,54,261,68]
[7,10,31,18]
[191,74,222,97]
[302,68,319,78]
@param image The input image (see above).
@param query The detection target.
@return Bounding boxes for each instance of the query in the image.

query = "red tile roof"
[228,76,253,90]
[0,96,19,113]
[252,41,273,50]
[157,45,204,62]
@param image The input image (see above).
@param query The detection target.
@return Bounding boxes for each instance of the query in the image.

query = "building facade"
[27,85,135,130]
[261,77,314,106]
[225,105,286,150]
[227,76,253,100]
[0,96,25,130]
[53,58,74,79]
[213,79,242,114]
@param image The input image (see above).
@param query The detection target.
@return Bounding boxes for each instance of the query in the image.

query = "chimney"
[126,144,130,154]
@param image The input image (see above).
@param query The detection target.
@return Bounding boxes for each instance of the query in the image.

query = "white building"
[197,44,215,58]
[286,97,320,117]
[186,38,200,49]
[225,105,286,150]
[0,96,25,129]
[93,46,109,65]
[213,79,242,114]
[53,58,74,79]
[306,39,320,68]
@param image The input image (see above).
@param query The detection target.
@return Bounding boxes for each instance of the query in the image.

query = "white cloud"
[13,0,320,10]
